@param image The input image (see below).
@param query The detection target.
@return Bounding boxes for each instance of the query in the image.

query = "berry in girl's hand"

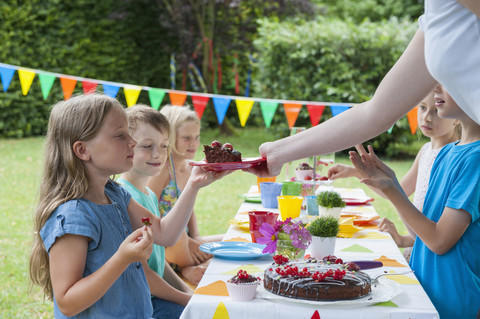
[141,217,152,226]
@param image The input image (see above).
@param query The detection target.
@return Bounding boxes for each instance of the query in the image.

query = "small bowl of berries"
[225,269,261,301]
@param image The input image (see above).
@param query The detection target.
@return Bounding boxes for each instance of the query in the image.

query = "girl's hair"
[126,104,170,136]
[29,94,125,300]
[160,104,200,155]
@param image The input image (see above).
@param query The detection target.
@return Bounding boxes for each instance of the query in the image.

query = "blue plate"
[200,242,270,260]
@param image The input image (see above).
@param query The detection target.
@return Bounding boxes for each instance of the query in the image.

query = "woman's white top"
[419,0,480,124]
[413,142,442,211]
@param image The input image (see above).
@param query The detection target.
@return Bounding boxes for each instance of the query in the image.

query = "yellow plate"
[228,219,250,231]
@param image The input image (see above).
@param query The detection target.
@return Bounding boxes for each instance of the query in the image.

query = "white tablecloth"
[180,187,438,319]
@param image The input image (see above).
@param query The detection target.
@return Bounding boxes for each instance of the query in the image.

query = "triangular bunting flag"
[407,106,418,135]
[212,97,231,124]
[235,99,254,127]
[306,104,325,126]
[311,310,321,319]
[283,103,302,129]
[330,105,350,117]
[82,81,98,94]
[38,73,56,100]
[259,101,278,128]
[148,88,166,110]
[212,302,229,319]
[18,69,36,96]
[387,125,394,134]
[0,66,16,92]
[169,91,187,106]
[191,95,209,119]
[124,86,142,107]
[60,77,77,100]
[102,83,120,98]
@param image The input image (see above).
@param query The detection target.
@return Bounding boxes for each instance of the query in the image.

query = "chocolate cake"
[264,256,371,301]
[204,140,242,163]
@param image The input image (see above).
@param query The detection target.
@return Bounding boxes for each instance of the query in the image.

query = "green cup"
[282,181,302,196]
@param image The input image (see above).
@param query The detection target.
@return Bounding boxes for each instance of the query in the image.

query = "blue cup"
[260,182,283,208]
[306,195,319,215]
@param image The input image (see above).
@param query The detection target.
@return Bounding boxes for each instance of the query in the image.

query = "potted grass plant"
[307,216,340,258]
[316,190,346,219]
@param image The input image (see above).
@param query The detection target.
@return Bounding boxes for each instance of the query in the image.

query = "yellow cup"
[277,195,303,220]
[257,176,276,191]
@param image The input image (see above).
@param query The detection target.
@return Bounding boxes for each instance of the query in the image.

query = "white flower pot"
[309,236,336,259]
[317,206,342,219]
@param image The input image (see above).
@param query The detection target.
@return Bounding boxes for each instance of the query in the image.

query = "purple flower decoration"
[257,223,278,254]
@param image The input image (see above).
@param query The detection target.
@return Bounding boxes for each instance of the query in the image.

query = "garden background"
[1,0,426,317]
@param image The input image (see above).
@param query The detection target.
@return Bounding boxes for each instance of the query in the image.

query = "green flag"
[38,73,56,100]
[148,88,166,110]
[260,101,278,128]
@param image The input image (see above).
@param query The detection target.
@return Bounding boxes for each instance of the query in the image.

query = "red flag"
[82,81,97,94]
[306,104,325,126]
[191,95,209,120]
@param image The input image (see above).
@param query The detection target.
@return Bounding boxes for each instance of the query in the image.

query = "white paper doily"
[256,276,402,308]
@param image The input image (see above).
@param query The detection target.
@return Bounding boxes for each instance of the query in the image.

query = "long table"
[180,186,438,319]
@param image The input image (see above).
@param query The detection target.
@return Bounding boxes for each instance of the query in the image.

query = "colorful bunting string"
[407,106,418,135]
[0,61,418,135]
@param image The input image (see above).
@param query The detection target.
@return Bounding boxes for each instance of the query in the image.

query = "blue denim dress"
[40,181,153,318]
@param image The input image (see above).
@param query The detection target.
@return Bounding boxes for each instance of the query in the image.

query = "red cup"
[248,211,279,243]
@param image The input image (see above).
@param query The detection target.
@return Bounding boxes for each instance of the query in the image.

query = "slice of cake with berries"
[264,255,371,301]
[203,140,242,163]
[225,269,261,301]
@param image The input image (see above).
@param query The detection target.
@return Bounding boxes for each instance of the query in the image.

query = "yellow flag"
[212,302,229,319]
[124,86,142,107]
[235,99,254,127]
[18,69,36,96]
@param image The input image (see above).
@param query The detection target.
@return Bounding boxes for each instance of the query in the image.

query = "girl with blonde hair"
[148,105,223,285]
[29,95,226,318]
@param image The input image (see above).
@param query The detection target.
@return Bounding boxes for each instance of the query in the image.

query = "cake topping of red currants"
[211,140,222,148]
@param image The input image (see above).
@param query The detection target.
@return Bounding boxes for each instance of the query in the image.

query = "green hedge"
[251,17,423,157]
[0,0,173,138]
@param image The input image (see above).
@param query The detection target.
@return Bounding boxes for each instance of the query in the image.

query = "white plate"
[256,276,402,308]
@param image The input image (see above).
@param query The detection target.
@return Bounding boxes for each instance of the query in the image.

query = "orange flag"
[60,77,77,100]
[169,91,187,106]
[407,106,418,135]
[283,103,302,129]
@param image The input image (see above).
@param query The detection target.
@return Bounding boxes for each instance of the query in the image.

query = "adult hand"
[243,141,283,177]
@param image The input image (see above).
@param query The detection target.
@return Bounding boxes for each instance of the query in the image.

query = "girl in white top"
[327,89,461,259]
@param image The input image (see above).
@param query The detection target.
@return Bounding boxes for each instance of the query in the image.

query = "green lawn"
[0,128,413,318]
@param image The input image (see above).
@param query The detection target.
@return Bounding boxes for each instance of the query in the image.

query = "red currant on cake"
[222,143,233,151]
[211,140,222,148]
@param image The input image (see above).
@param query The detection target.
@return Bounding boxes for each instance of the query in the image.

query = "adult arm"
[458,0,480,18]
[248,29,437,177]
